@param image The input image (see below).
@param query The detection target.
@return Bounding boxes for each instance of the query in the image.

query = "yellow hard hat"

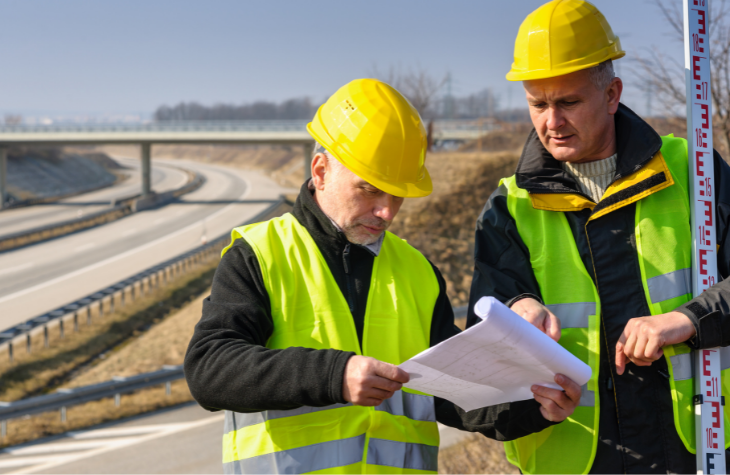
[307,78,431,198]
[506,0,625,81]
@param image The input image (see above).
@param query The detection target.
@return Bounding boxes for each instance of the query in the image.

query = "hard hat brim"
[506,50,625,81]
[307,122,433,198]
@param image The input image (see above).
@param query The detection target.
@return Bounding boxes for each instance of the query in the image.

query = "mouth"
[361,224,386,235]
[550,135,575,145]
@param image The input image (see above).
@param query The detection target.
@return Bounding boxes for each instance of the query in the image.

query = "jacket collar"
[514,103,673,221]
[515,103,663,195]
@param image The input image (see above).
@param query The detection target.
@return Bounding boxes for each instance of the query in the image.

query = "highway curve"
[0,158,296,332]
[0,158,189,238]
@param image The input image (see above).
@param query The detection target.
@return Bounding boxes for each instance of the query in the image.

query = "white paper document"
[399,296,591,411]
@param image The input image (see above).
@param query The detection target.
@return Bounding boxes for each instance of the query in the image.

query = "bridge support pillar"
[303,141,314,181]
[141,143,151,197]
[0,146,7,210]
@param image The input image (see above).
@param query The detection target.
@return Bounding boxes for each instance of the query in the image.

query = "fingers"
[555,374,581,403]
[531,376,579,423]
[373,360,410,384]
[544,310,561,342]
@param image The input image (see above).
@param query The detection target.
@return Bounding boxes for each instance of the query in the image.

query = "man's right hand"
[342,355,410,406]
[511,298,561,342]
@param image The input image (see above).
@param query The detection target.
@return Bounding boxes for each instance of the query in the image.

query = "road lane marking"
[5,414,225,474]
[0,174,251,306]
[0,262,35,277]
[73,243,96,253]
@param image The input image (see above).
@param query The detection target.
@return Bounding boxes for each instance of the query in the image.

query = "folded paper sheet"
[399,296,592,411]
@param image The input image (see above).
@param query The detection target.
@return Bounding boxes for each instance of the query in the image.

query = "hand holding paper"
[398,297,592,412]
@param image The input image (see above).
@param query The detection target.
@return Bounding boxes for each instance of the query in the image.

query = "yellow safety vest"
[220,212,441,474]
[501,135,730,474]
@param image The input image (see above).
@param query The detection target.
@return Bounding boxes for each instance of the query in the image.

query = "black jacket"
[184,181,555,440]
[468,103,730,474]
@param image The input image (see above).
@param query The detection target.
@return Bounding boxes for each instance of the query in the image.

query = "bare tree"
[369,65,447,119]
[634,0,730,154]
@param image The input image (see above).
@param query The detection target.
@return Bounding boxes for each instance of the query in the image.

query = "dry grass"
[0,260,218,448]
[439,433,519,474]
[390,149,521,306]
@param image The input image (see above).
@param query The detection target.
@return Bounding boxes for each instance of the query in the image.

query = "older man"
[467,1,730,473]
[185,78,579,474]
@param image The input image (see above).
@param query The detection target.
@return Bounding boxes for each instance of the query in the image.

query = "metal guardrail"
[0,307,470,436]
[0,195,293,362]
[0,365,184,437]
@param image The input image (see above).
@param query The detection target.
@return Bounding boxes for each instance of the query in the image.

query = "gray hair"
[313,142,348,180]
[588,60,616,91]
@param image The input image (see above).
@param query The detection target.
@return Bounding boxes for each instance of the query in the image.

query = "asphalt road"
[0,403,470,474]
[0,157,295,331]
[0,158,189,238]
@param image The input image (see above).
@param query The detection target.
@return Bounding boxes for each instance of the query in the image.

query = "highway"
[0,157,295,331]
[0,158,189,238]
[0,403,470,474]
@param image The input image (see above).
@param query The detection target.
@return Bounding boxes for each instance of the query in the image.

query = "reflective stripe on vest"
[670,348,730,381]
[220,213,440,474]
[500,136,730,474]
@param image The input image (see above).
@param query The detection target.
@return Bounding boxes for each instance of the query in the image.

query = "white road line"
[7,414,225,474]
[68,423,191,439]
[0,262,35,277]
[0,176,251,306]
[0,456,65,469]
[73,243,96,253]
[5,438,138,455]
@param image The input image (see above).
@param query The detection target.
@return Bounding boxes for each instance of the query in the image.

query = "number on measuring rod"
[685,0,725,473]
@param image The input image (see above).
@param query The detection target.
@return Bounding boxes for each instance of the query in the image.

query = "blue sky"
[1,0,683,119]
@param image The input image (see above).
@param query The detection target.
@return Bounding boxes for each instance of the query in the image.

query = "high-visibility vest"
[220,212,441,474]
[500,135,730,474]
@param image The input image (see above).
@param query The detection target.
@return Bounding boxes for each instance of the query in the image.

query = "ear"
[311,153,328,191]
[606,77,623,115]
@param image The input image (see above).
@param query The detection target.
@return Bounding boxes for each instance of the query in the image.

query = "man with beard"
[184,78,580,474]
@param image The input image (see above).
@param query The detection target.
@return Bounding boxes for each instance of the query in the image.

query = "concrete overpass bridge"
[0,119,494,208]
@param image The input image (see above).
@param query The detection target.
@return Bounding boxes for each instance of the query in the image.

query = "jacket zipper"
[342,243,355,313]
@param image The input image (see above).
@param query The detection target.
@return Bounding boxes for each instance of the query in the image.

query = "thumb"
[545,311,561,342]
[374,360,410,384]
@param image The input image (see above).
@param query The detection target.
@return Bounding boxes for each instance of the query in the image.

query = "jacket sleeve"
[183,239,354,413]
[434,185,556,440]
[676,150,730,349]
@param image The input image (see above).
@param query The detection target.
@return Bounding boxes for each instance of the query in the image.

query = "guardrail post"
[43,326,49,348]
[115,393,121,407]
[98,299,104,318]
[74,312,79,332]
[26,334,31,354]
[166,381,171,396]
[130,283,135,302]
[87,306,91,325]
[1,420,6,439]
[8,342,13,363]
[59,319,64,339]
[109,293,115,314]
[303,141,314,180]
[61,406,66,423]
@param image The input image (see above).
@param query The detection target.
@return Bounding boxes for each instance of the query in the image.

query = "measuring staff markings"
[685,0,726,473]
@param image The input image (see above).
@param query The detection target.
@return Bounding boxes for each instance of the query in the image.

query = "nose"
[373,194,400,222]
[546,106,565,131]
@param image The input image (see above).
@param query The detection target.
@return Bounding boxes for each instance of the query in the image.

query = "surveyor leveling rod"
[684,0,726,473]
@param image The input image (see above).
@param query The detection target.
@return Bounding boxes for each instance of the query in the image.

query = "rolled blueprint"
[399,296,592,411]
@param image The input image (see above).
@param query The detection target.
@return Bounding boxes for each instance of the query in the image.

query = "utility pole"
[684,1,725,472]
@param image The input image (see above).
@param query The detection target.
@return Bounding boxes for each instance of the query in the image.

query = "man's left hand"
[615,311,696,375]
